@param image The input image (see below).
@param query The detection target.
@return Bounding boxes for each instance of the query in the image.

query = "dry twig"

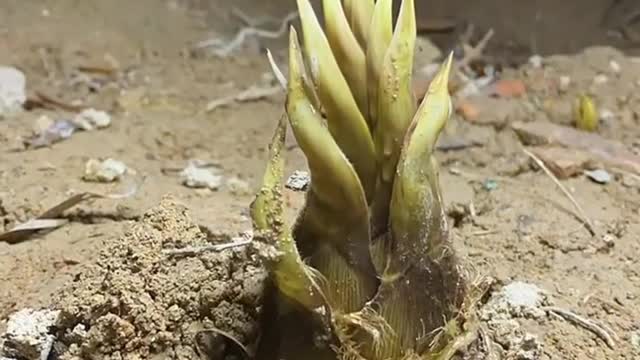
[163,236,252,257]
[523,148,597,236]
[194,11,298,57]
[543,306,617,349]
[205,84,281,112]
[457,27,494,71]
[0,182,140,244]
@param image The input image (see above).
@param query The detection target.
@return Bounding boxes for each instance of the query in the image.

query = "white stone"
[72,108,112,130]
[528,55,543,68]
[0,66,26,117]
[1,308,59,360]
[481,281,548,320]
[180,163,223,190]
[83,158,128,182]
[609,60,621,73]
[559,76,571,92]
[285,170,310,191]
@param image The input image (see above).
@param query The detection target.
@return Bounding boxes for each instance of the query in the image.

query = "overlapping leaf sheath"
[371,56,465,359]
[287,27,378,313]
[250,115,325,312]
[296,0,376,201]
[252,0,468,359]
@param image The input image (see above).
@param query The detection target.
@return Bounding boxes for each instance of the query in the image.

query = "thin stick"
[479,324,499,360]
[523,148,597,236]
[194,12,298,57]
[543,306,616,349]
[456,28,494,71]
[205,84,281,112]
[163,238,251,257]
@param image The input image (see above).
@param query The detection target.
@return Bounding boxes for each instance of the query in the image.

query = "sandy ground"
[1,0,639,359]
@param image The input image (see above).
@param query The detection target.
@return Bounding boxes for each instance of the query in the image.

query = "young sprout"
[574,94,599,132]
[252,1,470,359]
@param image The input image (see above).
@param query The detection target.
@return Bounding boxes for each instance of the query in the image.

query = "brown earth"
[1,0,639,359]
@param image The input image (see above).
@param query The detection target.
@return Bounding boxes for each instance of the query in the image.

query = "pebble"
[71,108,112,130]
[285,170,310,191]
[528,55,543,68]
[559,76,571,92]
[631,330,640,350]
[0,66,27,118]
[609,60,621,74]
[599,108,615,121]
[180,162,223,190]
[83,158,128,182]
[585,169,612,184]
[0,308,60,360]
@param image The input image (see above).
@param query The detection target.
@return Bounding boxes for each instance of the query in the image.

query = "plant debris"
[205,84,281,112]
[0,184,139,244]
[523,148,597,236]
[193,11,298,58]
[25,117,76,149]
[543,306,617,349]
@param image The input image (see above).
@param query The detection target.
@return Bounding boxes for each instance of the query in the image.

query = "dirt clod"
[52,196,267,359]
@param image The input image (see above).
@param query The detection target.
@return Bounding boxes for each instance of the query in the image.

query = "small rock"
[585,169,611,184]
[227,176,251,195]
[83,158,128,183]
[481,281,548,320]
[285,170,310,191]
[458,97,525,128]
[66,324,87,344]
[631,330,640,350]
[457,75,493,98]
[456,100,480,122]
[530,146,594,179]
[1,308,60,360]
[609,60,621,73]
[180,162,223,190]
[483,179,498,191]
[490,79,527,98]
[514,333,543,360]
[0,66,27,118]
[559,76,571,92]
[528,55,543,68]
[71,108,111,130]
[599,108,615,121]
[602,234,615,248]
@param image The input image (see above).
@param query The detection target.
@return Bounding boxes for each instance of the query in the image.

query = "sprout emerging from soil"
[250,0,470,358]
